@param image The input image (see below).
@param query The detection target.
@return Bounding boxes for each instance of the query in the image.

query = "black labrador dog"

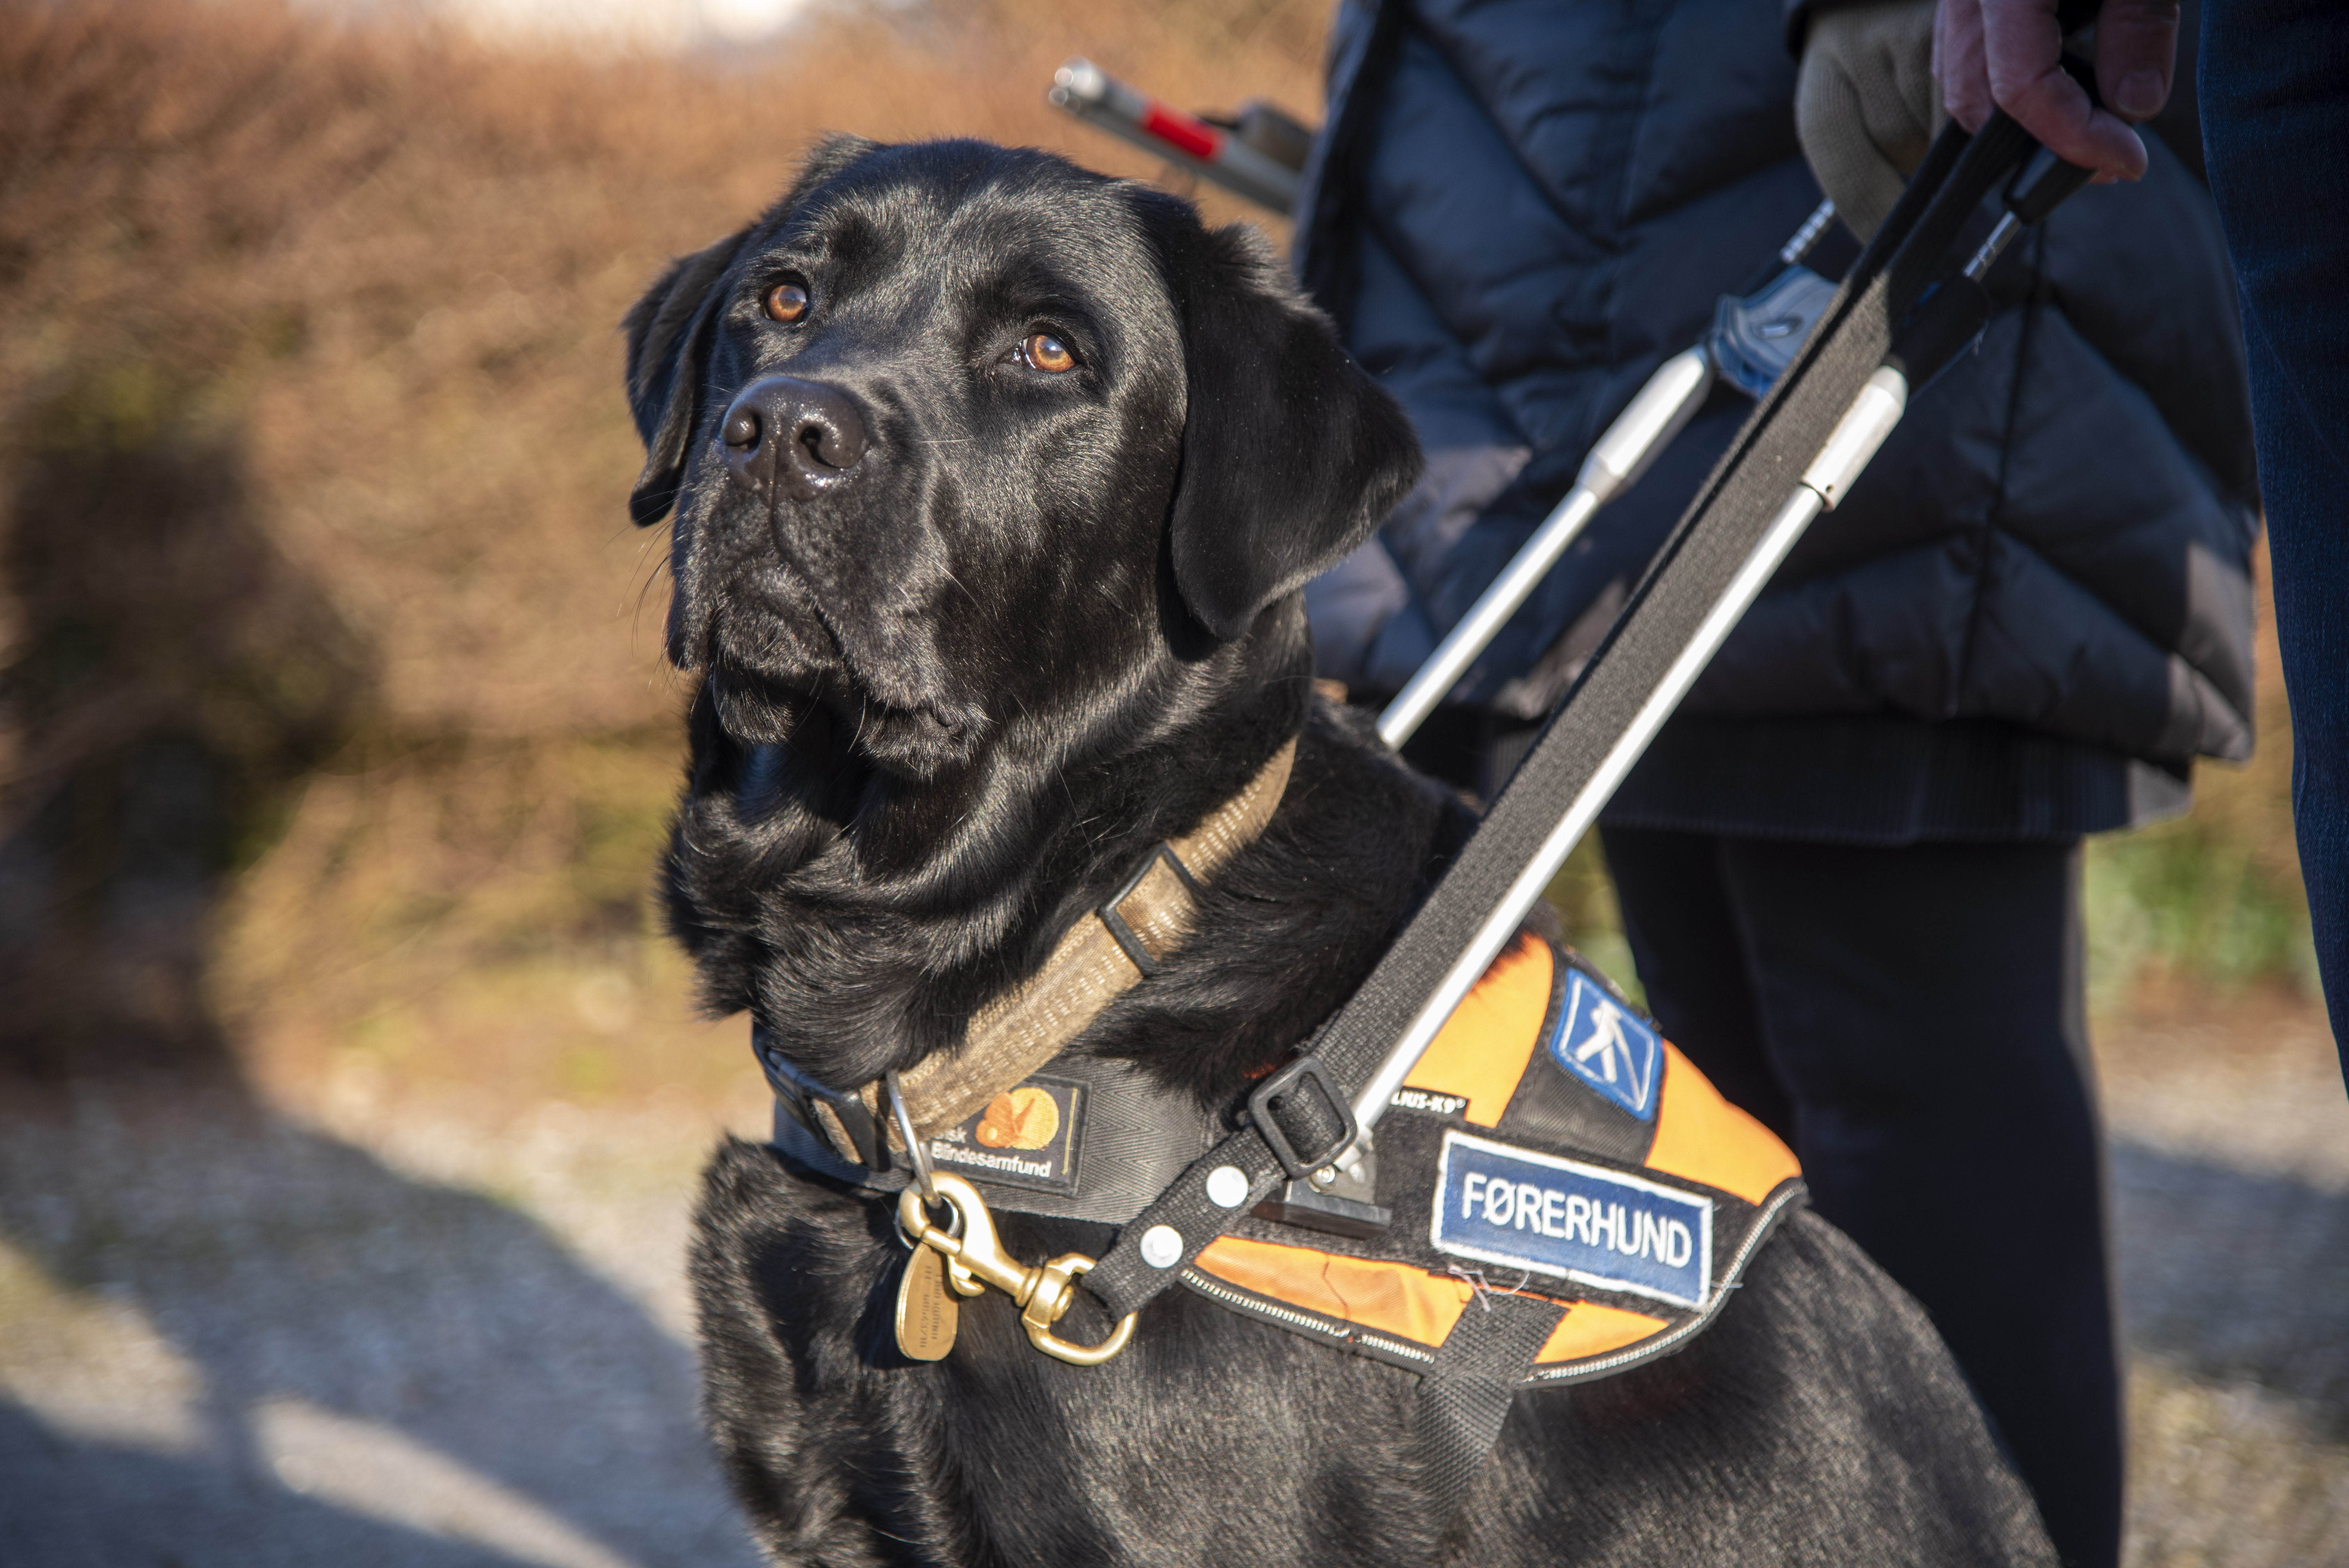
[621,137,2055,1566]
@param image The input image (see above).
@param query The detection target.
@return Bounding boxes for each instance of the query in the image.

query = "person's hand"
[1934,0,2181,181]
[1797,0,1943,241]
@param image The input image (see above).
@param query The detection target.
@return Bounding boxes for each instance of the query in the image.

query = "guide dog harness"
[761,743,1804,1483]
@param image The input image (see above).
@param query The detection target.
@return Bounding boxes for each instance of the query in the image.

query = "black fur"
[624,139,2056,1565]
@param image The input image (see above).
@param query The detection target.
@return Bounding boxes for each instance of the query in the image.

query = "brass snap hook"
[895,1173,1138,1367]
[1019,1254,1138,1366]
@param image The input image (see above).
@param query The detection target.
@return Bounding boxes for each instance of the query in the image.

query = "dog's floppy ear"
[1139,195,1422,641]
[621,136,882,527]
[622,229,751,527]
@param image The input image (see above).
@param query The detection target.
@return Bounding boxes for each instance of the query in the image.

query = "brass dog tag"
[895,1244,959,1361]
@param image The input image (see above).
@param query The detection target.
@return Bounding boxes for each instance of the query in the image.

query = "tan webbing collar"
[802,736,1297,1165]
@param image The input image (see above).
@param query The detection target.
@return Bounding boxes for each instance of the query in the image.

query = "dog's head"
[622,138,1418,784]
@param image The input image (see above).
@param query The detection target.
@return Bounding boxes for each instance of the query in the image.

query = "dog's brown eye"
[1024,333,1076,373]
[765,282,810,324]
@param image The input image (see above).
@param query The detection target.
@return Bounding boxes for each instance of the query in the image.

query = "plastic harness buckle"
[756,1023,885,1171]
[1096,842,1202,978]
[1247,1054,1358,1179]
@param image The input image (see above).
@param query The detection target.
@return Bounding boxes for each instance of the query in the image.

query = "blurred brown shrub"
[0,0,2310,1096]
[0,0,1328,1090]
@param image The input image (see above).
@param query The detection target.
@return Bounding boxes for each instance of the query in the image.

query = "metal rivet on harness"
[1139,1224,1183,1269]
[1205,1165,1248,1208]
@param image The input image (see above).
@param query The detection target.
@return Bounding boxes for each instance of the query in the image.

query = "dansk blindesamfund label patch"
[927,1075,1084,1194]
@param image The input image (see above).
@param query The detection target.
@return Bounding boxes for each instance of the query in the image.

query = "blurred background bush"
[0,0,1340,1103]
[0,0,2313,1105]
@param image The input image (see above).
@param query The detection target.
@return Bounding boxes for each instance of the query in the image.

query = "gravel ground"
[0,1073,766,1568]
[2096,1000,2349,1564]
[1,1001,2342,1566]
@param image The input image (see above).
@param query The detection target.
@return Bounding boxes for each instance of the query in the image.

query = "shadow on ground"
[0,1075,757,1568]
[1,1402,554,1568]
[2113,1138,2349,1440]
[2108,1132,2349,1566]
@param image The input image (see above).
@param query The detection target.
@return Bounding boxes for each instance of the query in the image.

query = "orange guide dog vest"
[1184,933,1805,1386]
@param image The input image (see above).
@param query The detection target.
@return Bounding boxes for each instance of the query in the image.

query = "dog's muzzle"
[722,374,868,502]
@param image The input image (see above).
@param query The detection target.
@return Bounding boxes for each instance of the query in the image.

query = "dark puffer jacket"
[1297,0,2260,840]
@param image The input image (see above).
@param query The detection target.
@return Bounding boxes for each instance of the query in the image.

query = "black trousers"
[1600,829,2122,1568]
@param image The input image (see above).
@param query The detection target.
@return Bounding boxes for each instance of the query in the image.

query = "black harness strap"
[1087,114,2040,1329]
[1416,1293,1567,1525]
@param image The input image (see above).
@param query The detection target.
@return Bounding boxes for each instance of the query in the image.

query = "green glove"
[1796,0,1945,242]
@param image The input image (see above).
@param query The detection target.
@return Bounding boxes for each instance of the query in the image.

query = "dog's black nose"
[720,376,868,501]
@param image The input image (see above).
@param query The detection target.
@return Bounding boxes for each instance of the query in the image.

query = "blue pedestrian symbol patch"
[1431,1131,1714,1308]
[1549,969,1662,1121]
